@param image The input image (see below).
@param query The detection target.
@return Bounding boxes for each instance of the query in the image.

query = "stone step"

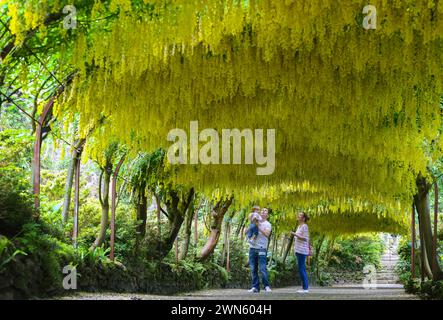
[376,272,398,276]
[379,268,397,272]
[374,279,400,284]
[381,255,399,260]
[377,271,397,276]
[376,275,398,281]
[377,271,398,275]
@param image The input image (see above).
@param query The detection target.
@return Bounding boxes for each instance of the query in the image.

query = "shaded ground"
[57,285,417,300]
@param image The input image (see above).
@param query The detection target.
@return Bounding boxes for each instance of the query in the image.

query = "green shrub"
[327,235,384,271]
[0,177,33,237]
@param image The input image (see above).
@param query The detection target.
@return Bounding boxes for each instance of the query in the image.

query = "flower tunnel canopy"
[7,0,443,234]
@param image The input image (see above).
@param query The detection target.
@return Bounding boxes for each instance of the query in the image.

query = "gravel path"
[56,285,417,300]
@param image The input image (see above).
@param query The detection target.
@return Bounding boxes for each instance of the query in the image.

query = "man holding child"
[245,206,272,293]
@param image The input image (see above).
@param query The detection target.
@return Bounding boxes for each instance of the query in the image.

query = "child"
[246,205,262,243]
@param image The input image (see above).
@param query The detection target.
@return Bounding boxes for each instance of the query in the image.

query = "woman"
[291,212,310,293]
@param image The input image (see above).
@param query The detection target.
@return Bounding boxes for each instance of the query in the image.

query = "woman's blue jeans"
[296,252,309,290]
[249,248,269,291]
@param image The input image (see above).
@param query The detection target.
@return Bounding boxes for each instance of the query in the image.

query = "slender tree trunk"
[240,224,245,242]
[418,217,428,280]
[324,236,336,267]
[194,209,198,246]
[72,150,81,248]
[62,138,86,224]
[235,210,246,238]
[175,237,179,262]
[91,165,111,250]
[179,197,195,260]
[110,154,125,261]
[270,230,278,262]
[314,235,326,280]
[62,150,75,223]
[199,195,234,261]
[433,180,439,279]
[136,191,148,238]
[226,223,231,272]
[220,210,236,265]
[280,236,287,257]
[32,98,54,213]
[32,76,73,215]
[155,194,162,240]
[283,232,294,263]
[220,220,229,266]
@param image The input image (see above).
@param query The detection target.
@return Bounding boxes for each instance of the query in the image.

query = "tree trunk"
[433,180,439,279]
[270,231,278,262]
[283,232,294,263]
[32,97,54,213]
[32,75,73,215]
[226,223,231,272]
[418,206,433,280]
[235,210,246,237]
[136,191,148,238]
[155,194,162,240]
[179,197,195,260]
[110,154,125,261]
[414,174,443,280]
[72,149,81,248]
[194,209,198,246]
[411,205,416,278]
[91,165,111,250]
[280,236,287,257]
[240,224,245,243]
[148,188,194,261]
[199,195,234,261]
[220,210,236,266]
[62,138,86,224]
[314,235,326,281]
[324,236,336,267]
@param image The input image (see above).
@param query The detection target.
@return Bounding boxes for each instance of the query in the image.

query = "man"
[247,207,272,293]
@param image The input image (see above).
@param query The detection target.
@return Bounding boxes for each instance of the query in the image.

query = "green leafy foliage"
[0,163,33,237]
[326,235,384,271]
[0,235,27,270]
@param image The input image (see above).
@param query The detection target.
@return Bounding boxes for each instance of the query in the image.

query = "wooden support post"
[110,154,125,261]
[411,204,416,278]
